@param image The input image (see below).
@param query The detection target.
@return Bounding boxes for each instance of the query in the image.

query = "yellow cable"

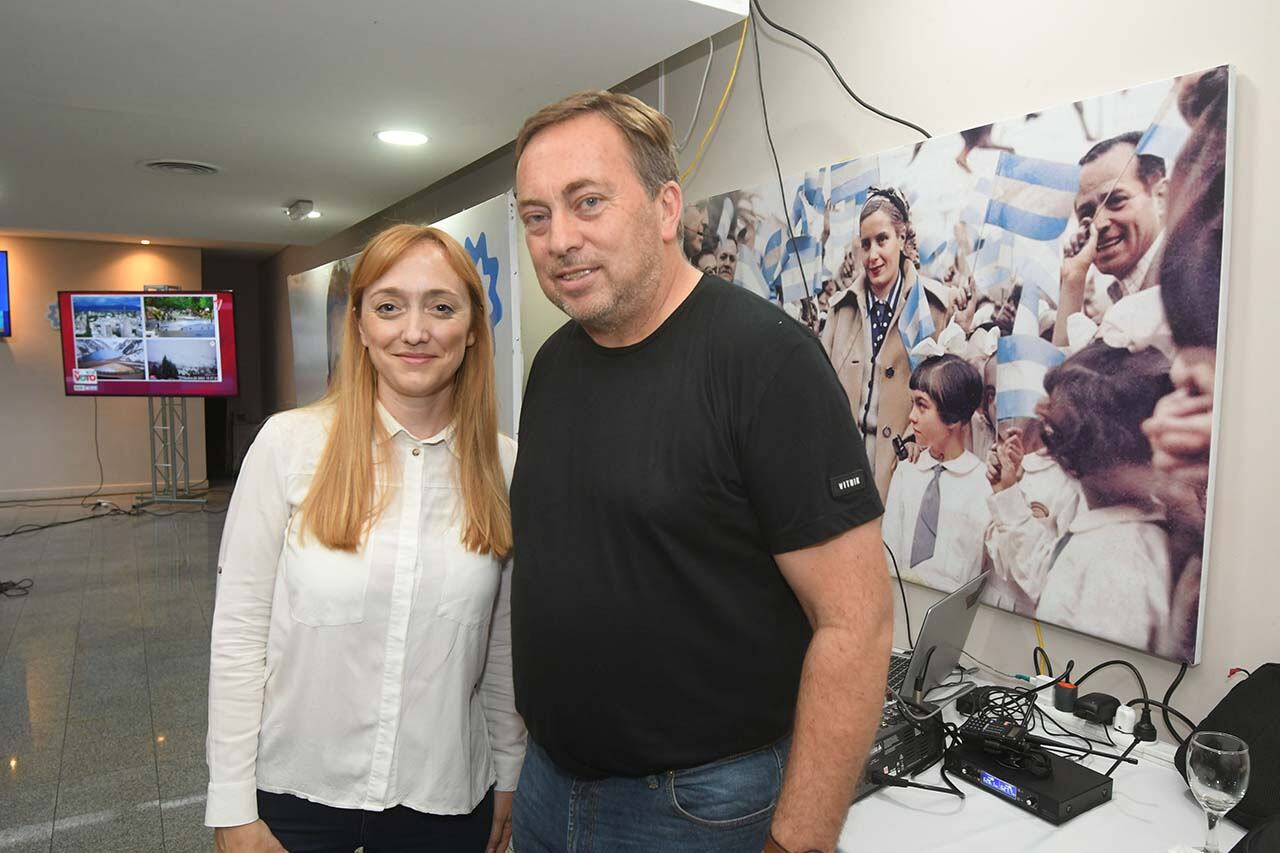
[1034,621,1047,674]
[679,17,748,184]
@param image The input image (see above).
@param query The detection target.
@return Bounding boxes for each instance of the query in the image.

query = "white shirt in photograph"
[983,450,1084,614]
[882,449,991,593]
[1084,232,1165,317]
[1034,503,1172,654]
[205,404,524,827]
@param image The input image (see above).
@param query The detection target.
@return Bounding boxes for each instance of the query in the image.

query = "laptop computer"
[886,571,989,700]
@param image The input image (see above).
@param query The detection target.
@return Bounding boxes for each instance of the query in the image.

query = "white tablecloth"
[838,741,1248,851]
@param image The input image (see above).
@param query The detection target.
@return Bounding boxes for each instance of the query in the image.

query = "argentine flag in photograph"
[714,198,735,241]
[826,201,861,254]
[828,158,879,208]
[1012,246,1061,306]
[1012,280,1042,336]
[984,152,1081,241]
[898,281,937,369]
[779,233,820,303]
[995,334,1065,420]
[790,185,811,236]
[968,229,1013,292]
[759,223,786,289]
[1136,117,1190,165]
[802,170,827,212]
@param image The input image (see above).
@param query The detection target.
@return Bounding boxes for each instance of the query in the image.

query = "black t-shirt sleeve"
[740,338,884,554]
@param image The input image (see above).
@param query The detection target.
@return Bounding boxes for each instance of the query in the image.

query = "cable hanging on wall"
[680,18,748,183]
[676,38,716,153]
[749,0,932,139]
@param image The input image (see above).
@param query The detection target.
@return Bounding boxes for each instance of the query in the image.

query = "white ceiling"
[0,0,745,251]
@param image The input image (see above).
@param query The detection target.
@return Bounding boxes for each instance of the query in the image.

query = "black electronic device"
[854,700,946,801]
[944,739,1113,825]
[958,713,1027,746]
[1074,692,1121,724]
[957,686,1034,748]
[956,685,999,716]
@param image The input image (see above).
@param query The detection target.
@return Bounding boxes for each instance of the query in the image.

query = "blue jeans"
[513,736,790,853]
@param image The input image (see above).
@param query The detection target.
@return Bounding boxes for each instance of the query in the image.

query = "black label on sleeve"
[829,471,868,499]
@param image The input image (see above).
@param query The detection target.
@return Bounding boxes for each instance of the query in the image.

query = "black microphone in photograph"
[893,433,916,461]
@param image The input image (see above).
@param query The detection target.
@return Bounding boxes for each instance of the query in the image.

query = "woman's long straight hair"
[297,224,512,558]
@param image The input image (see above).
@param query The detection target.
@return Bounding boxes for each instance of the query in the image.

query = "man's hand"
[1062,218,1097,286]
[1053,218,1096,345]
[993,287,1020,337]
[1142,388,1213,489]
[486,790,514,853]
[837,248,860,290]
[214,820,288,853]
[952,274,979,332]
[990,430,1025,493]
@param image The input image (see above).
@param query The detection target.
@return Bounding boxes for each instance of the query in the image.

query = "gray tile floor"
[1,500,221,852]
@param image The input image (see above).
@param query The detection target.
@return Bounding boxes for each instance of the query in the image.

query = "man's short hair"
[515,90,678,199]
[1079,131,1166,191]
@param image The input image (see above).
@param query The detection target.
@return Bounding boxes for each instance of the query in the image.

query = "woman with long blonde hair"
[206,224,523,853]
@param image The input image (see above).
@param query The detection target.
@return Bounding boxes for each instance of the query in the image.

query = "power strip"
[1034,702,1179,769]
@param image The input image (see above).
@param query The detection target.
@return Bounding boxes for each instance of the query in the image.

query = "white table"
[838,729,1248,851]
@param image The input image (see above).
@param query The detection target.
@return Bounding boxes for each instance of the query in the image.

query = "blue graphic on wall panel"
[465,233,502,329]
[0,250,10,337]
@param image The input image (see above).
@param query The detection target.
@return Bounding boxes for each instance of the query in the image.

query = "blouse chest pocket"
[281,517,372,627]
[432,539,501,628]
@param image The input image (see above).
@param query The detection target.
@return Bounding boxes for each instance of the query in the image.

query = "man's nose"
[547,214,583,256]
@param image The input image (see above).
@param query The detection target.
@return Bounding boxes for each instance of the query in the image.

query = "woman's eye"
[375,303,398,315]
[434,303,455,315]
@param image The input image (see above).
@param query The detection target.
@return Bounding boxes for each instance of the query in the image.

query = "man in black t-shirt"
[509,90,892,853]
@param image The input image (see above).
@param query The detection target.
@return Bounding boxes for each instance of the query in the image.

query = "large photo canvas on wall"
[683,66,1233,663]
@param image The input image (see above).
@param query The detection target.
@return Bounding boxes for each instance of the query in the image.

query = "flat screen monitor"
[58,290,239,397]
[0,250,10,337]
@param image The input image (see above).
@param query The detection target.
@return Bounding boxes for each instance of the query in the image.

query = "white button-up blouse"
[205,404,524,827]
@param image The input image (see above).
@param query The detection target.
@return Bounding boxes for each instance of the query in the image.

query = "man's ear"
[658,180,685,244]
[1153,176,1170,222]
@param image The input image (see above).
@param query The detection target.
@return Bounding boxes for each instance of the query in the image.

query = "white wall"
[0,236,206,499]
[521,1,1278,737]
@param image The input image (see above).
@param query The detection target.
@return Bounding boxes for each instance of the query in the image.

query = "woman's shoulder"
[256,405,334,449]
[497,433,518,481]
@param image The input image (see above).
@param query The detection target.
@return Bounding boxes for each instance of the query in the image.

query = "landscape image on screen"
[146,338,219,380]
[72,295,144,338]
[144,295,215,337]
[75,338,145,379]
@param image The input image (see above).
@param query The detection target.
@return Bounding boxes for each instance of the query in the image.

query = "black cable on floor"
[0,578,33,597]
[80,397,105,508]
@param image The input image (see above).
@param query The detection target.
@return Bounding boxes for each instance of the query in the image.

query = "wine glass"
[1187,731,1250,853]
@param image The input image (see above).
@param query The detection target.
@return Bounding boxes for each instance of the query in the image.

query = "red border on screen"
[58,291,240,398]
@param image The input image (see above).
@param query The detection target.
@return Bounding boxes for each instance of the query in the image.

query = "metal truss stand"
[134,396,206,508]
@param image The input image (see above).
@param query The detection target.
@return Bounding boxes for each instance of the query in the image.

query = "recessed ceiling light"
[377,130,428,146]
[140,239,151,245]
[285,200,317,221]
